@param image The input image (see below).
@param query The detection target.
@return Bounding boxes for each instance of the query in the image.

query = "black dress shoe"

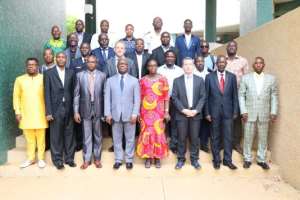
[200,145,209,153]
[113,162,122,170]
[66,161,77,168]
[191,160,201,170]
[243,161,252,169]
[56,163,65,170]
[257,162,270,170]
[126,163,133,170]
[213,162,220,170]
[108,146,114,152]
[223,162,238,170]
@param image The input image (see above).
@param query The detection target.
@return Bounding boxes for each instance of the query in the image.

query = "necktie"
[88,72,95,102]
[120,75,124,91]
[102,48,107,61]
[220,73,225,94]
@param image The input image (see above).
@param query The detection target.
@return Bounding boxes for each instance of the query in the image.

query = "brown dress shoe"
[94,160,102,168]
[80,162,90,170]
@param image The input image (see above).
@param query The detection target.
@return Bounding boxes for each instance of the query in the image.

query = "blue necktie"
[102,48,107,61]
[120,75,124,91]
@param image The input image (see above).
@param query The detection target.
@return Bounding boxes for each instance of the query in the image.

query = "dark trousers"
[45,128,50,150]
[74,122,83,150]
[49,103,76,165]
[167,101,178,150]
[199,119,210,147]
[177,118,201,162]
[233,116,243,148]
[210,114,233,164]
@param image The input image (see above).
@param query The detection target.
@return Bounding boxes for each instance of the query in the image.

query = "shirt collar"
[254,72,264,78]
[56,65,65,72]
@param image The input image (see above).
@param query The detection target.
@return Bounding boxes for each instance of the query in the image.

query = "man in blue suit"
[70,42,91,74]
[175,19,201,66]
[91,33,115,71]
[205,55,239,170]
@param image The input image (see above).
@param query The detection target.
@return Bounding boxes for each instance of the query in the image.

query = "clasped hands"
[181,109,198,118]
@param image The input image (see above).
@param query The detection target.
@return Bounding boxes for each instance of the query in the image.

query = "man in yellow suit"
[13,58,48,168]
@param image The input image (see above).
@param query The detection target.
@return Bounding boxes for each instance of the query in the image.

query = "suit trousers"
[210,114,233,164]
[243,120,269,163]
[167,100,178,150]
[50,103,76,165]
[199,118,210,147]
[23,129,45,161]
[82,104,103,162]
[177,118,201,162]
[233,116,243,148]
[112,121,136,163]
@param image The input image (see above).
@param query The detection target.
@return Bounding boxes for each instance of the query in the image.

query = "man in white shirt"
[90,19,117,50]
[172,57,206,169]
[157,50,183,154]
[239,57,278,170]
[143,17,173,54]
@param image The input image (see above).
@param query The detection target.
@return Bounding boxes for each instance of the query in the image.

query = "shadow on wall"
[212,7,300,189]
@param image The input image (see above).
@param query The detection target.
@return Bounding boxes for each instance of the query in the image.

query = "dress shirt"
[185,34,192,47]
[157,64,183,95]
[253,72,264,95]
[136,53,143,79]
[217,70,226,83]
[184,74,194,108]
[76,32,84,47]
[226,55,249,87]
[194,68,209,80]
[56,66,65,101]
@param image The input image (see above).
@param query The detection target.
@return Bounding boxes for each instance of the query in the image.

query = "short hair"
[216,55,227,63]
[227,40,237,46]
[87,55,97,61]
[255,56,265,63]
[117,57,128,66]
[80,42,90,48]
[56,52,66,57]
[100,19,109,26]
[125,24,134,29]
[51,25,60,32]
[115,40,126,48]
[135,38,144,43]
[161,31,170,37]
[184,19,192,24]
[182,57,194,64]
[43,48,54,56]
[164,49,176,58]
[26,57,39,65]
[98,33,108,40]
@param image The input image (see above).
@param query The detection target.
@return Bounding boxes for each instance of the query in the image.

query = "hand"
[189,110,198,117]
[74,113,81,123]
[233,114,238,120]
[182,109,191,117]
[164,112,171,122]
[16,114,22,123]
[106,116,112,125]
[130,115,137,124]
[46,115,54,121]
[270,114,277,123]
[205,115,212,122]
[241,113,248,123]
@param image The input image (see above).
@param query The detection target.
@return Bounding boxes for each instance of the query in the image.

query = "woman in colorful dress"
[137,59,170,168]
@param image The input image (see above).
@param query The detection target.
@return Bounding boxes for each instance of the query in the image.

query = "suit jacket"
[91,47,115,71]
[172,75,206,121]
[44,66,75,118]
[82,32,92,44]
[103,57,138,78]
[126,51,151,78]
[104,74,140,122]
[175,34,201,66]
[151,46,178,67]
[205,71,239,119]
[65,47,82,69]
[73,69,106,119]
[70,57,87,73]
[239,73,278,122]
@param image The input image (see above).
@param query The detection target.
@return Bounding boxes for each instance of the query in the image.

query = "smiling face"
[56,52,67,67]
[135,39,144,54]
[26,59,39,75]
[226,41,238,56]
[165,51,176,66]
[216,56,227,72]
[68,33,78,47]
[195,56,204,71]
[114,42,126,57]
[51,26,61,40]
[80,42,91,57]
[117,58,128,74]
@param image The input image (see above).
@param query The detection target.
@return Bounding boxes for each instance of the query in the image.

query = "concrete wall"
[213,8,300,189]
[0,0,66,164]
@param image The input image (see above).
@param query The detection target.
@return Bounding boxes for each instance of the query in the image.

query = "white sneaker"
[38,160,46,168]
[20,160,34,168]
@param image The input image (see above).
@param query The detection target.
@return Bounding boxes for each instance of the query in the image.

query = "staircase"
[0,135,299,200]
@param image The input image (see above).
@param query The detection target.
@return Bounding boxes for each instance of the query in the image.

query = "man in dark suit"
[75,19,92,47]
[175,19,201,66]
[70,42,91,73]
[65,33,81,69]
[172,57,206,170]
[44,52,76,170]
[151,32,178,67]
[91,33,115,71]
[74,55,106,169]
[126,38,151,79]
[104,41,137,78]
[205,55,239,170]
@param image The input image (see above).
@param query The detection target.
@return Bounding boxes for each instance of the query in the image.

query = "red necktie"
[220,73,225,93]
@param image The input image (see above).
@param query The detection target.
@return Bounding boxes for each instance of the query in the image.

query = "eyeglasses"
[201,45,209,48]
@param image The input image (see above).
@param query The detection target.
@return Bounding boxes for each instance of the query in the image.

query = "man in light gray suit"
[239,57,278,170]
[104,58,140,170]
[74,55,106,169]
[104,40,138,78]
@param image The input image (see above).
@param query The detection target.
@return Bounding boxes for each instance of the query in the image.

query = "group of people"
[13,17,278,171]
